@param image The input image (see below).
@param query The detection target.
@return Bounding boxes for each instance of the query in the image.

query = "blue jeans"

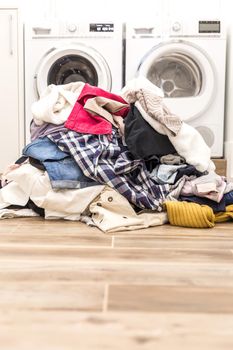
[23,136,99,189]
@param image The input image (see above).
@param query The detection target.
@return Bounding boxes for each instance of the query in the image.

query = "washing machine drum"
[147,52,202,98]
[138,41,215,122]
[36,44,112,96]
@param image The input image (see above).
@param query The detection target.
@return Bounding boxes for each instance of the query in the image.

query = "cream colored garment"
[0,208,39,219]
[30,174,104,220]
[168,123,215,173]
[31,81,85,125]
[122,76,164,98]
[89,186,168,233]
[0,164,41,208]
[1,163,21,187]
[122,77,182,136]
[84,96,128,127]
[1,163,104,220]
[0,181,30,209]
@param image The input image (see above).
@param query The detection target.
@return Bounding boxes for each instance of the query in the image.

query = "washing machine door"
[137,40,215,121]
[36,44,112,96]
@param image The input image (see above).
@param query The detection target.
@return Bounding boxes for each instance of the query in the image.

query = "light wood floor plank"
[0,244,232,263]
[0,218,233,349]
[0,282,104,312]
[114,236,233,249]
[0,233,112,247]
[108,284,233,313]
[0,261,233,286]
[0,312,233,350]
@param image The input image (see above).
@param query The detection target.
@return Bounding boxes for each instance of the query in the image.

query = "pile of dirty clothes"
[1,77,233,232]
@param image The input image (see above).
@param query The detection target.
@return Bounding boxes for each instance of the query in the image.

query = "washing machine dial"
[67,23,77,33]
[172,22,181,32]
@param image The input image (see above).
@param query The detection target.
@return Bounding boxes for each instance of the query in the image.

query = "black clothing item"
[174,165,204,182]
[27,199,45,217]
[29,157,46,171]
[124,104,176,159]
[144,156,160,172]
[6,200,45,217]
[15,156,28,164]
[1,156,44,216]
[179,195,226,213]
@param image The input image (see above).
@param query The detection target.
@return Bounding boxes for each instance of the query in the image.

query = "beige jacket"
[89,186,168,233]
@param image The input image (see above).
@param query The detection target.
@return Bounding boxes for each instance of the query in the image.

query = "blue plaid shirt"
[48,129,171,210]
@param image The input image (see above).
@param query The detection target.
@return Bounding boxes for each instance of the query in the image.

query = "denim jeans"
[23,136,99,189]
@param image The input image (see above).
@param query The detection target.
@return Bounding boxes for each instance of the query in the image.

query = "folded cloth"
[0,208,39,219]
[160,154,186,165]
[83,96,128,127]
[164,200,215,228]
[181,171,226,202]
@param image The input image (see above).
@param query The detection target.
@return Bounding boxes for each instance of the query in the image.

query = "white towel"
[31,81,85,125]
[168,123,215,173]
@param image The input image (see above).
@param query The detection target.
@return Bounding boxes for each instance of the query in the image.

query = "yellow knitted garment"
[164,201,215,228]
[215,204,233,223]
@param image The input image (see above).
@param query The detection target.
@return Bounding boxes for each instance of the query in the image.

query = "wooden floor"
[1,217,233,349]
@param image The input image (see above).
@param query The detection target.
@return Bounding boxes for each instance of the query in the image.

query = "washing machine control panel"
[89,23,114,32]
[199,21,220,33]
[169,19,223,37]
[57,22,116,37]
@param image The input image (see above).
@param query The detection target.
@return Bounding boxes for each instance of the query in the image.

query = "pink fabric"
[64,84,129,135]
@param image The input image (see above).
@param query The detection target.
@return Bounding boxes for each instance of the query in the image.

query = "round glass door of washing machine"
[137,40,216,122]
[36,43,112,97]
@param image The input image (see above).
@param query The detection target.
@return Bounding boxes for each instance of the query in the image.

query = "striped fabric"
[137,89,182,135]
[122,88,182,136]
[165,201,233,228]
[164,200,215,228]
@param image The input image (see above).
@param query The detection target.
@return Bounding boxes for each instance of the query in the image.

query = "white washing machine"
[24,20,123,142]
[125,19,226,157]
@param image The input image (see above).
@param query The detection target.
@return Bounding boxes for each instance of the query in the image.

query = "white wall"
[221,0,233,179]
[19,0,222,22]
[20,0,164,22]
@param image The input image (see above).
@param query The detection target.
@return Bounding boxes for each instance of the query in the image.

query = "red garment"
[64,84,129,135]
